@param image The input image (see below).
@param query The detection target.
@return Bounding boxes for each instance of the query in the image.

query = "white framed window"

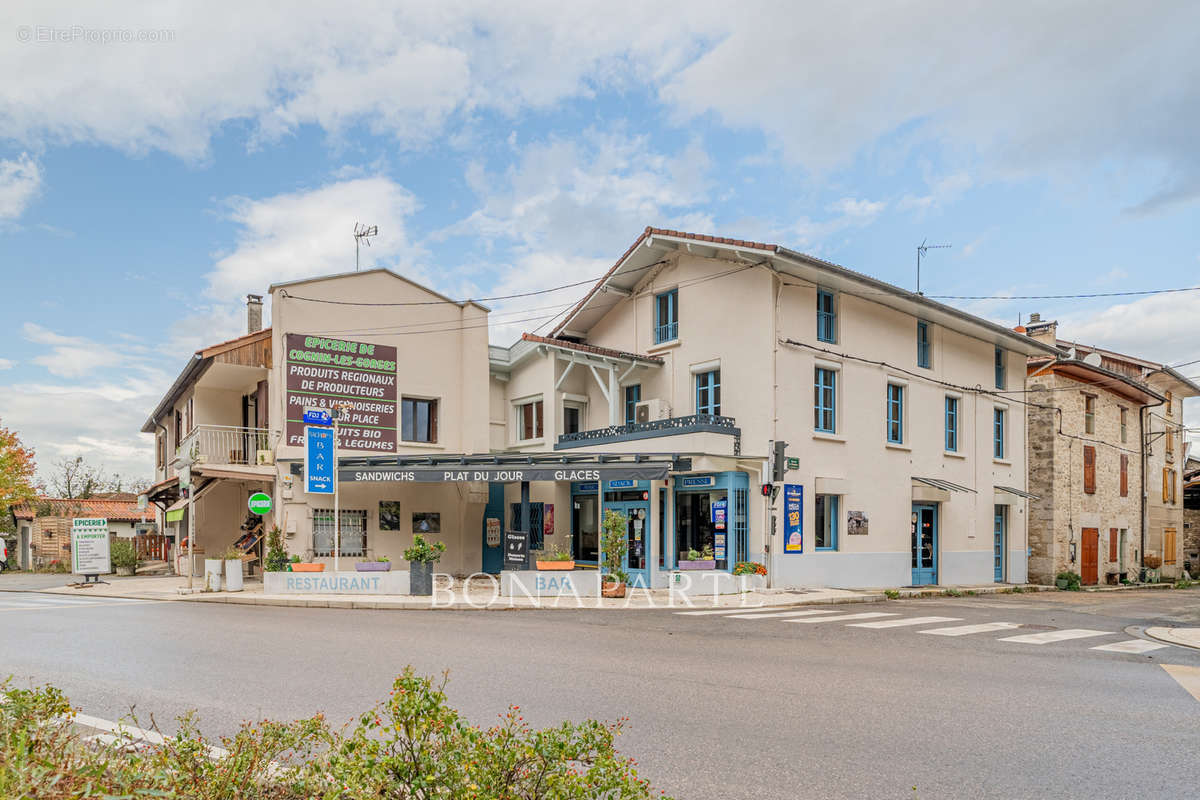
[562,395,587,436]
[514,398,544,441]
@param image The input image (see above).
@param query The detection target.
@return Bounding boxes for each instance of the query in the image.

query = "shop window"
[510,502,544,550]
[917,321,932,369]
[412,512,441,534]
[696,369,721,416]
[993,408,1006,459]
[814,367,836,433]
[886,383,904,444]
[945,396,959,452]
[312,509,367,557]
[675,490,727,570]
[1084,395,1096,434]
[817,289,837,343]
[624,385,641,425]
[655,288,678,344]
[516,400,544,441]
[401,397,438,443]
[995,347,1006,390]
[379,501,402,531]
[563,404,582,435]
[815,494,838,550]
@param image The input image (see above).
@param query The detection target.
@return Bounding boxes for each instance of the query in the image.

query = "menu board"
[71,518,111,575]
[285,334,398,452]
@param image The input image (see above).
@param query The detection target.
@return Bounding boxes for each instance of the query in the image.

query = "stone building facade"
[1023,315,1198,583]
[1184,457,1199,572]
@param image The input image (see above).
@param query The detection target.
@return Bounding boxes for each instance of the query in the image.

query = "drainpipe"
[1140,388,1167,580]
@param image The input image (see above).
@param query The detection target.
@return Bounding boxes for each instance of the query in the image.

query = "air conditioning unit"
[256,450,275,465]
[635,399,671,423]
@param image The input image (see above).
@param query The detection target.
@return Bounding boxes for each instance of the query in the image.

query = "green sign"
[786,457,800,470]
[247,492,273,515]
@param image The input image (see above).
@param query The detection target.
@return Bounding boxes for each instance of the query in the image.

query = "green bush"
[1056,571,1082,591]
[403,534,446,564]
[109,538,139,570]
[263,526,289,572]
[600,509,628,584]
[884,589,900,600]
[0,669,668,799]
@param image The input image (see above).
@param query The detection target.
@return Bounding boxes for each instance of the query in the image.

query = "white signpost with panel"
[71,517,111,583]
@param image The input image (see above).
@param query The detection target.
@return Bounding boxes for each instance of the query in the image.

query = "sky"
[1,0,1198,483]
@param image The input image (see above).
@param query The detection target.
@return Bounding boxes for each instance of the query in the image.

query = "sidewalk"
[1145,627,1200,650]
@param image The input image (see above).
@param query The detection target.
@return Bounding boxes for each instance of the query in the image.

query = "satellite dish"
[1065,347,1077,360]
[1083,352,1102,367]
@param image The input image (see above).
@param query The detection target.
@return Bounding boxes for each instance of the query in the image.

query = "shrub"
[403,534,446,564]
[884,589,900,600]
[1056,571,1082,591]
[110,539,139,570]
[0,671,668,799]
[944,588,964,597]
[732,561,767,576]
[263,526,289,572]
[600,509,628,583]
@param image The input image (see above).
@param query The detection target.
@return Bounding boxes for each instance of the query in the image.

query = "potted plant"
[535,542,575,571]
[678,545,716,570]
[264,526,289,572]
[600,509,628,598]
[222,546,244,592]
[404,534,445,596]
[290,553,325,573]
[1055,570,1081,591]
[110,539,139,577]
[732,561,767,576]
[356,556,393,572]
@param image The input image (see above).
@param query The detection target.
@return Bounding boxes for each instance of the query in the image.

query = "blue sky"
[1,1,1198,481]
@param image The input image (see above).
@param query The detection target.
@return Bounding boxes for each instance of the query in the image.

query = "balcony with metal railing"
[175,425,273,466]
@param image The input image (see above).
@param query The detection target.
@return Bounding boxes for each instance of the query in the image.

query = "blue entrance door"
[993,506,1005,582]
[481,483,505,574]
[911,504,938,585]
[607,500,650,588]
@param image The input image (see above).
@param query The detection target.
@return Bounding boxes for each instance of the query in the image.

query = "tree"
[46,456,151,499]
[0,420,37,527]
[47,456,106,499]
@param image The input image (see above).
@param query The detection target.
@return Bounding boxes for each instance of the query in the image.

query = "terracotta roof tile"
[10,497,155,523]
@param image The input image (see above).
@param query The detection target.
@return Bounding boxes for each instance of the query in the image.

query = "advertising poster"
[285,334,398,452]
[543,503,554,538]
[847,510,869,535]
[783,484,803,553]
[711,498,728,531]
[71,518,111,575]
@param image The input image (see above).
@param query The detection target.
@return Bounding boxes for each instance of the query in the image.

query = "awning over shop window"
[322,452,689,484]
[911,476,976,493]
[995,485,1039,500]
[163,495,188,523]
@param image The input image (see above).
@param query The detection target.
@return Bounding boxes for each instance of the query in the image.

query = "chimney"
[1024,311,1058,347]
[1028,312,1041,324]
[247,294,263,334]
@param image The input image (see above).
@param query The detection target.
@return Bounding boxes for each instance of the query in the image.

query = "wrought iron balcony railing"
[557,413,740,451]
[176,425,272,466]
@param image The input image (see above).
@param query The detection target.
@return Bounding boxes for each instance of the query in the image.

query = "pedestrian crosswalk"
[672,606,1177,656]
[0,592,153,612]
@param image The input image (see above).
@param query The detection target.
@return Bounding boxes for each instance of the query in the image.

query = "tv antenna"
[916,239,951,295]
[353,223,378,271]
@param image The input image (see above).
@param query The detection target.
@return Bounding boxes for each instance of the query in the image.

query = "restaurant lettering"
[285,333,398,452]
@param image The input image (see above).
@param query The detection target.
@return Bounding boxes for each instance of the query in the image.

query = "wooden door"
[1081,528,1100,586]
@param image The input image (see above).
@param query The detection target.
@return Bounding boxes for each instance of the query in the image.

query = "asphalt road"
[2,585,1198,800]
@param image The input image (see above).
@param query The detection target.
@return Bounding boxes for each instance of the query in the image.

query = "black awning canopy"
[311,451,691,483]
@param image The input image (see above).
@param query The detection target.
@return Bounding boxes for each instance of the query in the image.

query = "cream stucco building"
[143,227,1057,589]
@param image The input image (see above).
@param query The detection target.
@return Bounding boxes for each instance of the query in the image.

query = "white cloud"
[0,358,15,370]
[898,172,972,214]
[22,322,123,378]
[1056,292,1200,367]
[207,176,423,301]
[789,196,888,250]
[0,153,41,219]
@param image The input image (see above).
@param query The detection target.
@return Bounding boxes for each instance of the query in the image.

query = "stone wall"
[1025,372,1142,584]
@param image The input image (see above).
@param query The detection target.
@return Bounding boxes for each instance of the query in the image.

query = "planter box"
[115,566,134,577]
[677,559,716,570]
[264,570,410,594]
[410,561,434,596]
[291,563,325,572]
[536,560,575,571]
[204,558,223,591]
[601,581,627,598]
[355,561,393,572]
[224,558,244,592]
[669,571,766,596]
[502,570,601,597]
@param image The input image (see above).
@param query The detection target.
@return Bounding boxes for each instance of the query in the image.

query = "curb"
[1144,627,1200,651]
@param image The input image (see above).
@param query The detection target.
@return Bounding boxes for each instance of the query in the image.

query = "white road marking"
[999,629,1113,645]
[1091,639,1169,654]
[0,595,157,612]
[1161,664,1200,704]
[919,622,1021,637]
[848,616,962,629]
[786,612,898,624]
[74,712,228,758]
[722,609,841,620]
[674,607,775,615]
